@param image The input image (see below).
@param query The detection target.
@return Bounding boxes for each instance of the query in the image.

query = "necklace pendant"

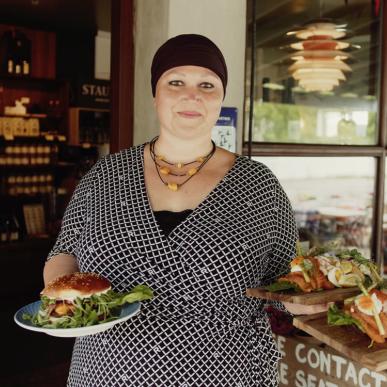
[188,168,197,176]
[167,182,179,191]
[160,166,170,175]
[176,162,183,169]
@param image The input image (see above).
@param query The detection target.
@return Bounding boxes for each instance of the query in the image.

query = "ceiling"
[0,0,111,32]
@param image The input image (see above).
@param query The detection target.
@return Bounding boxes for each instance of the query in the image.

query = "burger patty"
[49,301,76,317]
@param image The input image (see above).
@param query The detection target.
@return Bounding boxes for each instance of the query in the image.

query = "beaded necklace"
[149,136,216,191]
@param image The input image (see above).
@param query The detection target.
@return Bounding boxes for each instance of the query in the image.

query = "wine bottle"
[14,30,30,77]
[22,29,31,76]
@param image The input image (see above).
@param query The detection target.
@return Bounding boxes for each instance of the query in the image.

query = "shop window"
[245,0,381,145]
[253,156,375,256]
[245,0,385,269]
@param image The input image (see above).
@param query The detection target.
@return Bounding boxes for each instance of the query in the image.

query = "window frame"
[243,0,387,271]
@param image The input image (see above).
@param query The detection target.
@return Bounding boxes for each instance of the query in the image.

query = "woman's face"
[154,65,224,139]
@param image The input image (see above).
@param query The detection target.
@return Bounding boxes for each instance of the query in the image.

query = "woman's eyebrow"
[200,71,217,79]
[167,71,186,77]
[166,71,217,79]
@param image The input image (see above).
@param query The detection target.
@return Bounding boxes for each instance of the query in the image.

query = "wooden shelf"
[0,163,54,168]
[1,113,47,118]
[0,235,53,250]
[0,134,66,141]
[0,75,67,85]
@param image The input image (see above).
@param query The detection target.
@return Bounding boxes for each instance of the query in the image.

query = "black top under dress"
[154,209,193,237]
[46,143,298,387]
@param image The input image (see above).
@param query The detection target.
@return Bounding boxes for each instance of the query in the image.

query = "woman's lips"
[177,111,202,118]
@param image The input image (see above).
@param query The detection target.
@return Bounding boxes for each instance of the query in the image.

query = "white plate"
[14,300,141,337]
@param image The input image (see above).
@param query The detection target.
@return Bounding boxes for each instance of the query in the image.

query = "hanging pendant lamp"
[286,20,355,92]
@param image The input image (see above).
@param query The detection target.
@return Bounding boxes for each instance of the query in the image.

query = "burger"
[41,272,112,321]
[23,272,153,328]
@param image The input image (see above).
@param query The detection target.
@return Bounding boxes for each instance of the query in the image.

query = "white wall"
[133,0,170,146]
[133,0,246,153]
[95,30,111,80]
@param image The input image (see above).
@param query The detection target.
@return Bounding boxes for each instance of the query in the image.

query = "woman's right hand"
[43,253,79,286]
[282,301,331,315]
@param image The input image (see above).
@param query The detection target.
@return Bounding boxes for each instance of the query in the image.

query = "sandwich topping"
[266,246,382,293]
[329,288,387,345]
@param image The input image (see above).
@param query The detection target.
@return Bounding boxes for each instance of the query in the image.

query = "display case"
[69,107,110,157]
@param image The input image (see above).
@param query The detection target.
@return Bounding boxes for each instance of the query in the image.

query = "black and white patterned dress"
[47,143,298,387]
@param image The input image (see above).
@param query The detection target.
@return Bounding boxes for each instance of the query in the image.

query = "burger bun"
[41,272,111,300]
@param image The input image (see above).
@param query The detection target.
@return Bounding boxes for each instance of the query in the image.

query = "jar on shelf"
[29,143,37,165]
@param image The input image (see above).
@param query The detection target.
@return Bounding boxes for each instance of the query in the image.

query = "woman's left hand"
[282,301,330,315]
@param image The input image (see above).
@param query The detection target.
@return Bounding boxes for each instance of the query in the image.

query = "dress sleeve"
[262,176,299,312]
[46,160,101,261]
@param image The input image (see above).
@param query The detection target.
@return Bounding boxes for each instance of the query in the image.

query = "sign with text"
[212,107,237,152]
[275,334,387,387]
[73,79,110,109]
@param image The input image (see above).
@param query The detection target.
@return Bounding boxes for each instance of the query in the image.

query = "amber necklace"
[149,136,216,191]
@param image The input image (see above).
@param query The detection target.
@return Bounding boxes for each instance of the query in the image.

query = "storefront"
[0,1,114,385]
[1,0,387,386]
[246,1,387,384]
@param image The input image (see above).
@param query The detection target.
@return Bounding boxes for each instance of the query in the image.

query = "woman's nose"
[182,87,201,101]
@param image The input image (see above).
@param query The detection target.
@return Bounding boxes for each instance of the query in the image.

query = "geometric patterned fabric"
[46,143,298,386]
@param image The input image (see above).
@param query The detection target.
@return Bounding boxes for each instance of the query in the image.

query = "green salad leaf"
[336,249,366,263]
[327,304,364,332]
[377,279,387,290]
[337,249,383,286]
[22,284,153,329]
[264,280,301,293]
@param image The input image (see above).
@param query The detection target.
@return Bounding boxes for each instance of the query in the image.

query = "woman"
[44,34,323,386]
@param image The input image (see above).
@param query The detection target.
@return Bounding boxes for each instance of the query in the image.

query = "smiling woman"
[153,65,224,140]
[43,33,299,387]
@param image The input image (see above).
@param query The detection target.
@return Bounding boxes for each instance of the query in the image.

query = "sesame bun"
[41,272,111,300]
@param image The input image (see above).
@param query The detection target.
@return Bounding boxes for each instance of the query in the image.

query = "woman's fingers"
[305,303,329,314]
[282,301,330,315]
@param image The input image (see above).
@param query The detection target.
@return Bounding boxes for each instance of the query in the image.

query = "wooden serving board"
[246,286,359,305]
[293,313,387,371]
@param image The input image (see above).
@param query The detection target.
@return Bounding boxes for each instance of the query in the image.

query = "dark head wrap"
[151,34,228,98]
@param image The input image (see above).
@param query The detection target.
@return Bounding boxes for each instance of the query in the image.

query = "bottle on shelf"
[24,174,31,195]
[0,215,8,243]
[43,144,50,164]
[38,175,46,194]
[50,143,58,163]
[0,213,21,243]
[36,144,44,165]
[3,214,11,242]
[0,30,15,75]
[9,214,20,241]
[31,174,38,194]
[7,175,16,196]
[15,175,23,195]
[13,143,21,165]
[29,143,37,165]
[5,145,14,165]
[0,85,4,116]
[13,30,31,77]
[0,173,5,195]
[21,144,29,165]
